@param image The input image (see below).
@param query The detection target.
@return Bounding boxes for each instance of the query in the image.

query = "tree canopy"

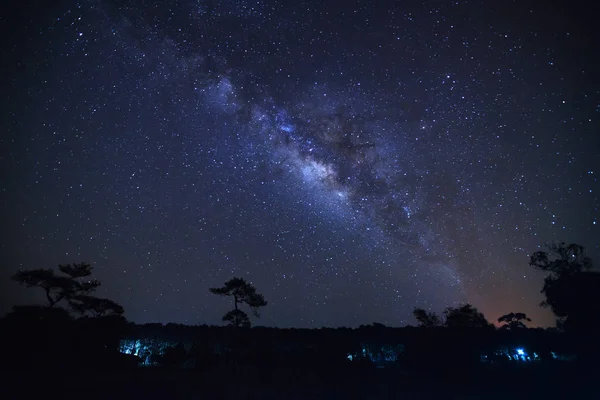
[69,295,125,317]
[11,263,123,318]
[413,304,491,329]
[444,304,492,329]
[530,242,592,275]
[413,308,442,327]
[529,242,600,334]
[497,312,531,330]
[12,263,100,308]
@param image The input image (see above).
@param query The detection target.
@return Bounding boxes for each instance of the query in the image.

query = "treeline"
[0,311,588,377]
[116,321,579,372]
[2,242,599,374]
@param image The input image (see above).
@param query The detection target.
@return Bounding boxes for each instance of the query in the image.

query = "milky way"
[1,0,598,327]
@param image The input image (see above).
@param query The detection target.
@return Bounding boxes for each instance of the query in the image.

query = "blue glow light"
[516,348,525,356]
[119,338,181,366]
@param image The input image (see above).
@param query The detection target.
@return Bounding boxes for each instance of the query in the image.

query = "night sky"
[1,0,598,328]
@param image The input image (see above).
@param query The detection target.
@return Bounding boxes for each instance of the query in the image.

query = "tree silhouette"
[529,242,592,275]
[12,263,100,308]
[497,312,531,330]
[444,304,491,328]
[11,262,125,319]
[209,277,267,328]
[530,242,600,333]
[413,308,442,327]
[69,295,125,317]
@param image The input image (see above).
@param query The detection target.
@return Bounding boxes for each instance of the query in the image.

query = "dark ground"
[6,363,598,399]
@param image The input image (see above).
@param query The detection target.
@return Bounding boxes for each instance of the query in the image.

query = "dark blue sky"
[1,0,598,328]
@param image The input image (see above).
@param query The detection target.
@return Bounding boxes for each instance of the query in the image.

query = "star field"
[1,0,598,327]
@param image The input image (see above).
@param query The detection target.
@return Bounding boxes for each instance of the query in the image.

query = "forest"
[3,242,599,399]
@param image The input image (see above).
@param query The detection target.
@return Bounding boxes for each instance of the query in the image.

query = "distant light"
[516,348,525,356]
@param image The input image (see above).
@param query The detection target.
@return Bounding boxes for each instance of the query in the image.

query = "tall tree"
[444,304,492,328]
[209,277,267,328]
[497,312,531,330]
[413,308,442,327]
[530,242,600,333]
[12,263,100,308]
